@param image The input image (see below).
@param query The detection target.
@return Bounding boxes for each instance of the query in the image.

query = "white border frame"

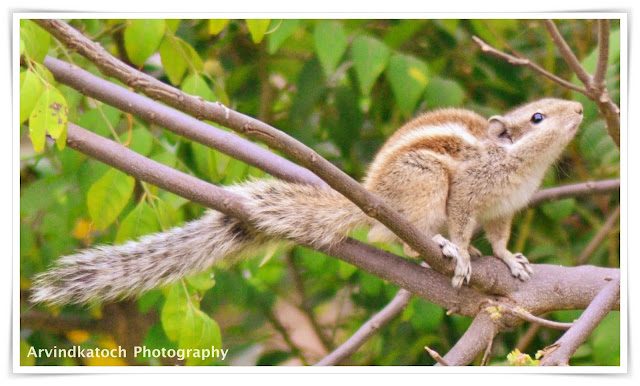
[12,12,628,375]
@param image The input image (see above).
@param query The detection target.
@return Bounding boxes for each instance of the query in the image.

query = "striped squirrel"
[31,98,583,305]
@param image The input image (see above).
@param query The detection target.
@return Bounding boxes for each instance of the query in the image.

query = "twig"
[263,306,309,365]
[543,20,593,87]
[480,336,494,366]
[474,20,620,147]
[540,276,620,366]
[472,36,588,94]
[528,179,619,206]
[425,346,450,366]
[577,205,620,265]
[286,253,334,351]
[516,323,542,352]
[315,289,412,365]
[593,20,611,92]
[501,304,574,330]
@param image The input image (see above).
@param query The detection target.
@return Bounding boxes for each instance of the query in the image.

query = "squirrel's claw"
[501,252,533,281]
[433,234,471,288]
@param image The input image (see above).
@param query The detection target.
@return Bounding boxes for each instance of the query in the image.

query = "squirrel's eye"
[531,113,545,124]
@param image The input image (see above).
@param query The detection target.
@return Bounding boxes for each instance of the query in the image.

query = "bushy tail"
[30,180,370,305]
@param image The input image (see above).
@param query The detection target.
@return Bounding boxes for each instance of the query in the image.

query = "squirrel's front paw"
[501,252,534,281]
[432,234,471,288]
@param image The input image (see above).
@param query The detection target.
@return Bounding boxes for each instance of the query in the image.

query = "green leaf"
[185,270,216,292]
[314,21,348,76]
[159,34,204,85]
[179,307,222,365]
[120,126,154,156]
[165,19,181,33]
[87,169,135,230]
[386,54,429,117]
[425,76,465,108]
[28,86,69,152]
[267,19,301,54]
[383,20,424,49]
[20,20,50,63]
[182,72,216,102]
[115,201,161,244]
[246,19,271,44]
[351,35,391,95]
[161,283,189,341]
[124,19,166,66]
[208,19,229,35]
[160,37,187,85]
[20,69,45,123]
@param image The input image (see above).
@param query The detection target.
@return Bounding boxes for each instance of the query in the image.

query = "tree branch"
[315,289,412,366]
[42,56,326,187]
[593,20,611,92]
[577,205,620,265]
[539,277,620,366]
[439,311,498,366]
[529,179,619,206]
[472,36,588,94]
[543,20,594,87]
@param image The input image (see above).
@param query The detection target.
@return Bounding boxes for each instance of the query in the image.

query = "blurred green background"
[19,18,620,366]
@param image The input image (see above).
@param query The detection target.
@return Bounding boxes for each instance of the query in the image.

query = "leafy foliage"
[19,19,620,366]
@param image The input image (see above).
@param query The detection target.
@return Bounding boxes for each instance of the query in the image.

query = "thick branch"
[315,289,412,366]
[540,277,620,366]
[439,311,498,366]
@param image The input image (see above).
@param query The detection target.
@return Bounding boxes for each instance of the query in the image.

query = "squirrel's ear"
[488,115,507,137]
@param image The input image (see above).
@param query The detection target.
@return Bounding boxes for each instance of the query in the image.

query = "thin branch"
[286,253,334,352]
[425,346,450,366]
[528,179,619,206]
[577,205,621,265]
[540,276,620,366]
[315,289,412,366]
[543,20,594,87]
[501,304,574,330]
[263,306,309,365]
[593,20,611,92]
[42,56,326,187]
[472,36,588,94]
[480,336,494,366]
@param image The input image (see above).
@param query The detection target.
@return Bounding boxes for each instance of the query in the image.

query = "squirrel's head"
[487,98,583,146]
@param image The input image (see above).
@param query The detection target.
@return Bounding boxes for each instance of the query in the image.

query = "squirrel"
[30,98,583,305]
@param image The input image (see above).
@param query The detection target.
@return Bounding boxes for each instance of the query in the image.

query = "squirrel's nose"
[574,102,583,115]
